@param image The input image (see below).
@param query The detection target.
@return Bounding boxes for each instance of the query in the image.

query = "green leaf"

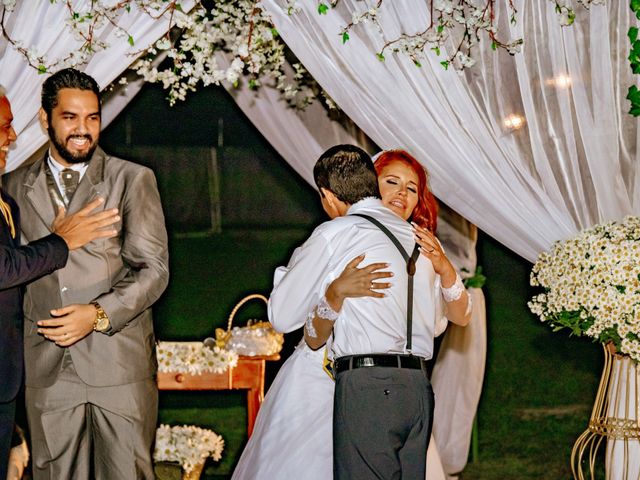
[440,60,449,70]
[125,4,131,13]
[632,0,640,17]
[627,85,640,116]
[248,79,257,90]
[629,27,639,43]
[567,11,576,26]
[128,35,134,46]
[431,46,440,56]
[413,60,422,67]
[491,41,497,51]
[615,285,627,294]
[271,28,279,38]
[376,52,385,62]
[463,266,487,289]
[318,3,329,15]
[342,31,349,44]
[437,24,444,34]
[37,65,48,74]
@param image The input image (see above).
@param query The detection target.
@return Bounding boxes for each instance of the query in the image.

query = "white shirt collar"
[346,196,382,214]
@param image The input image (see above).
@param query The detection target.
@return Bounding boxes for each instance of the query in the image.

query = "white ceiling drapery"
[261,0,638,262]
[0,1,194,170]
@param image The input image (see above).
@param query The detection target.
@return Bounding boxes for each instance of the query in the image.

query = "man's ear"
[320,188,335,205]
[321,188,350,217]
[38,108,49,130]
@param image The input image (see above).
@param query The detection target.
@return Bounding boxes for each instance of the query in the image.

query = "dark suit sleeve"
[0,233,69,290]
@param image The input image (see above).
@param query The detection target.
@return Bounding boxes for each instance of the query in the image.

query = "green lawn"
[155,229,603,479]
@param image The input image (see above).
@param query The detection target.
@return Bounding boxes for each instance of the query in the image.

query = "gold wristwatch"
[91,301,110,332]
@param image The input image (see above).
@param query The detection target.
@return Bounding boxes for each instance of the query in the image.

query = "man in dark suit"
[4,68,169,479]
[0,88,120,480]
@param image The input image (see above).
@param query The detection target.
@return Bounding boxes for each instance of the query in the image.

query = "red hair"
[374,150,438,233]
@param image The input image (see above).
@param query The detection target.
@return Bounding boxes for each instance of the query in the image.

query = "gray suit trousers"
[26,352,158,480]
[333,366,434,480]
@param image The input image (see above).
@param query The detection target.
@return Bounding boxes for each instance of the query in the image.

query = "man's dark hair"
[41,68,101,118]
[313,144,380,204]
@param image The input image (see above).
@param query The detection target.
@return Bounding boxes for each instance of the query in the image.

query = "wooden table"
[157,354,280,437]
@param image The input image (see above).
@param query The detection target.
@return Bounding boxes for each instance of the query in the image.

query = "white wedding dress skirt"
[231,340,446,479]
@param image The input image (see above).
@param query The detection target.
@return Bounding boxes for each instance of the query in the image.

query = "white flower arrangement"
[154,424,224,475]
[529,216,640,361]
[156,341,238,375]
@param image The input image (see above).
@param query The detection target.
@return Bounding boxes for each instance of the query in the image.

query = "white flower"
[155,37,171,51]
[238,43,249,57]
[2,0,17,11]
[156,341,238,375]
[154,424,225,473]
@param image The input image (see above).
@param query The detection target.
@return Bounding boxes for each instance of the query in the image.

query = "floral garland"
[154,424,224,474]
[156,341,238,374]
[529,216,640,362]
[1,0,600,106]
[294,0,604,71]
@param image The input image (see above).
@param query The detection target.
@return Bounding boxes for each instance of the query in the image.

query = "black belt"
[334,354,427,374]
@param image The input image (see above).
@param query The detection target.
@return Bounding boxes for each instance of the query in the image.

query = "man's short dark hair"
[41,68,101,118]
[313,145,380,204]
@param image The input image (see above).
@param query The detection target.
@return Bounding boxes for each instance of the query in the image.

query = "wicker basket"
[214,294,283,356]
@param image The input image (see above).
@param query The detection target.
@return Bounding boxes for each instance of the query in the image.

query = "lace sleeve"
[304,297,339,338]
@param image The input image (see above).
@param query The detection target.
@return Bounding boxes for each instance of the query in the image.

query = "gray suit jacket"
[4,147,169,388]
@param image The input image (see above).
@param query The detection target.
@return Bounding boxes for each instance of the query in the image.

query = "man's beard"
[48,125,98,164]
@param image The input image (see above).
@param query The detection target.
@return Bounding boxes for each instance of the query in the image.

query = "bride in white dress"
[232,151,454,480]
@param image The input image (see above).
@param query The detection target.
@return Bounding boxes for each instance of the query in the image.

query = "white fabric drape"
[0,1,193,171]
[261,0,637,263]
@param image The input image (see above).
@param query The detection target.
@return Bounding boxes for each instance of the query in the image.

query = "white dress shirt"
[269,197,446,360]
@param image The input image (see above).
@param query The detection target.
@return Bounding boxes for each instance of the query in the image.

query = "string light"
[503,114,526,131]
[546,74,573,88]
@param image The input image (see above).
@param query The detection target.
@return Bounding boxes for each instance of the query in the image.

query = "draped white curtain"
[0,1,193,171]
[261,0,637,262]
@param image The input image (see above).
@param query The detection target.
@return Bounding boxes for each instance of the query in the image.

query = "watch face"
[96,316,109,331]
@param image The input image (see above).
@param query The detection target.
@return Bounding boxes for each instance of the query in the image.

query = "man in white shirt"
[269,145,471,479]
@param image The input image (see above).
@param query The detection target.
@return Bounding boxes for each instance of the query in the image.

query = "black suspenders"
[350,214,421,351]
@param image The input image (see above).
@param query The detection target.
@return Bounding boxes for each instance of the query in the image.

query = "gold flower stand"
[571,345,640,479]
[183,462,205,480]
[154,461,205,480]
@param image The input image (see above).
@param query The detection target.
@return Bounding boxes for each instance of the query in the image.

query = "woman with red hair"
[373,149,438,234]
[232,149,462,480]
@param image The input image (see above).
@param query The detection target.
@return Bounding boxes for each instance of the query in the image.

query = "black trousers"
[333,366,434,480]
[0,399,16,480]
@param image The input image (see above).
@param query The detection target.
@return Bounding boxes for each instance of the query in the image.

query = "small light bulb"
[503,114,525,131]
[546,74,572,88]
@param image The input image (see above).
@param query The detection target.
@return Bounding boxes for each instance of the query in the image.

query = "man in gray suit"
[4,68,169,479]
